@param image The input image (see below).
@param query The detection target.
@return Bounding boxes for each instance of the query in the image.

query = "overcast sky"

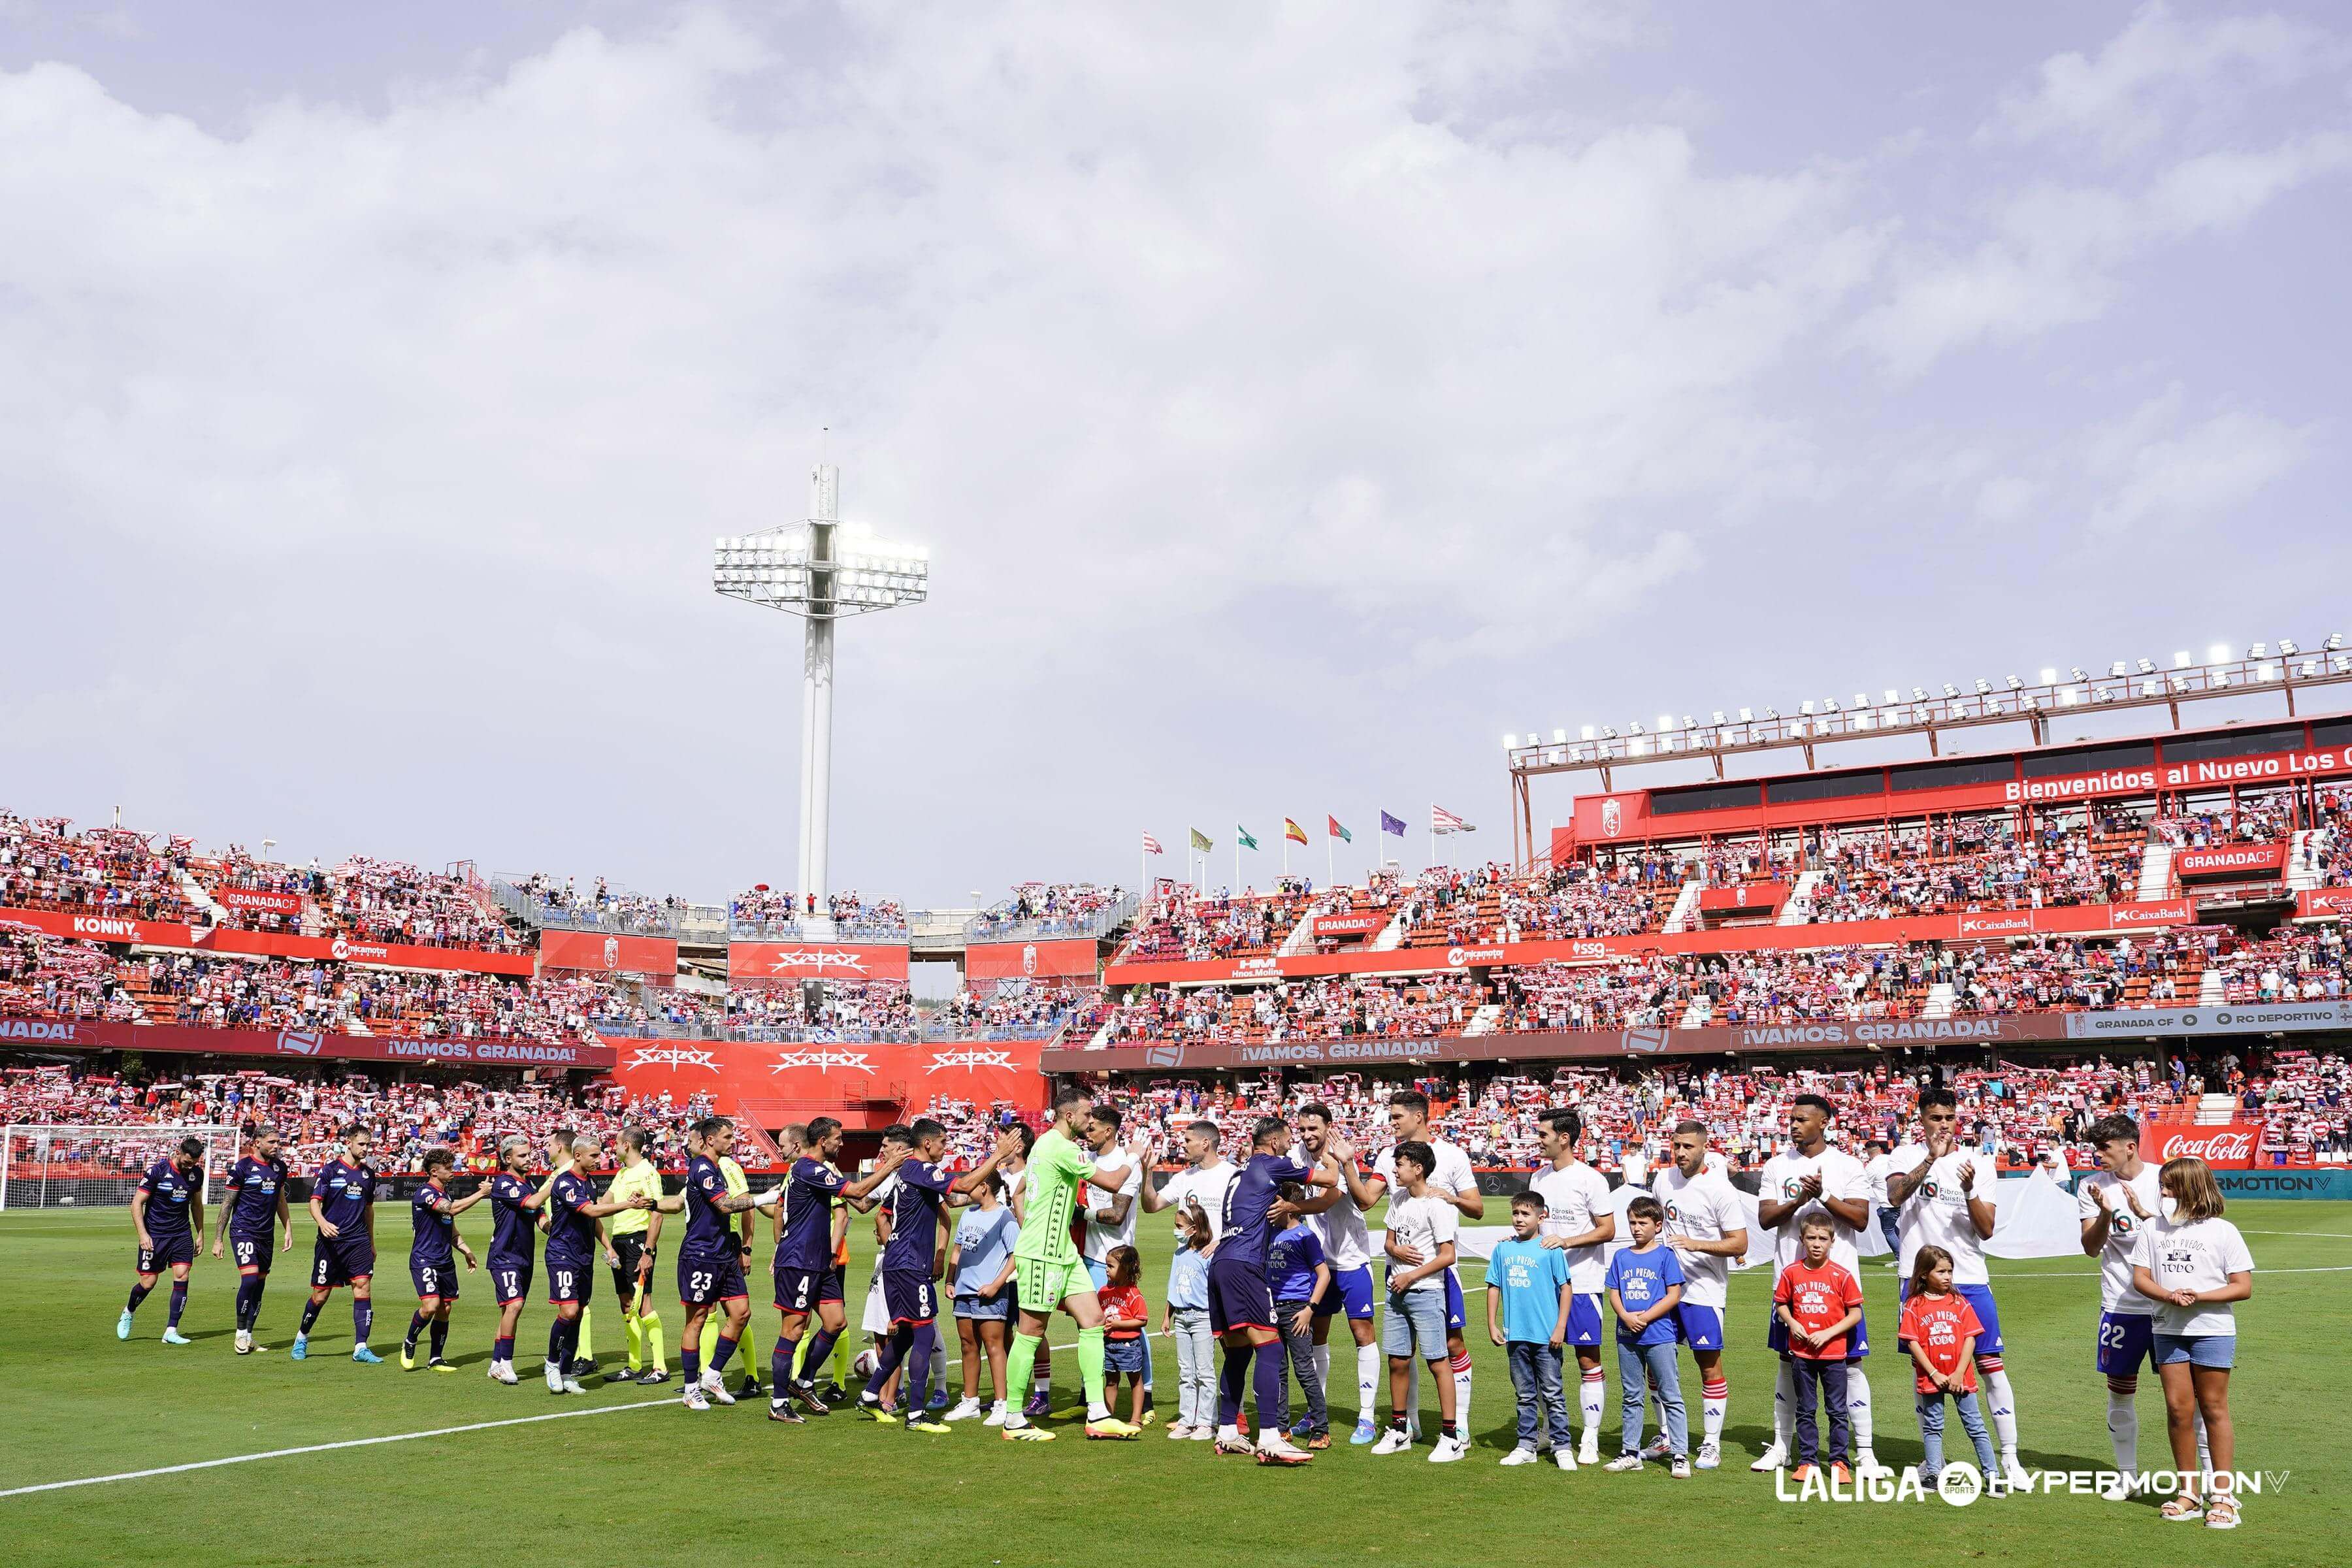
[3,1,2347,911]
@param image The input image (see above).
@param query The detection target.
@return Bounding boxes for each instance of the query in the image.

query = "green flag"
[1236,826,1259,850]
[1330,815,1352,843]
[1189,828,1213,853]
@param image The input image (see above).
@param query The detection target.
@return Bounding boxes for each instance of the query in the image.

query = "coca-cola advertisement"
[2149,1121,2262,1169]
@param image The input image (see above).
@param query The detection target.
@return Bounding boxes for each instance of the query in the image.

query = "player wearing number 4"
[1887,1087,2028,1490]
[214,1125,292,1354]
[402,1149,485,1371]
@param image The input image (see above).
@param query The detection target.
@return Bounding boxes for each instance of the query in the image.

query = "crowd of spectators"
[969,883,1125,939]
[0,812,192,923]
[509,872,691,934]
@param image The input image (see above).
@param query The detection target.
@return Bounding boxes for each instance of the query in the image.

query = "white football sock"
[1983,1365,2019,1458]
[2106,1386,2137,1473]
[1356,1343,1380,1420]
[1580,1366,1606,1437]
[1452,1350,1473,1435]
[1315,1343,1331,1396]
[1406,1366,1420,1430]
[1774,1360,1795,1450]
[1846,1367,1874,1456]
[1702,1375,1727,1447]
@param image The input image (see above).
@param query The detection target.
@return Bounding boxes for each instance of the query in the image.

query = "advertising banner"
[2147,1121,2262,1169]
[0,1017,613,1070]
[608,1036,1047,1124]
[212,887,304,917]
[1310,913,1389,937]
[0,906,536,976]
[538,928,679,978]
[727,941,912,983]
[964,938,1100,981]
[2302,889,2352,918]
[2174,844,2288,879]
[1698,883,1788,913]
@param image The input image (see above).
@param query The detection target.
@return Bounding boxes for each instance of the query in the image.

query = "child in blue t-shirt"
[1269,1183,1332,1443]
[1484,1191,1575,1467]
[1603,1195,1689,1474]
[1159,1201,1216,1438]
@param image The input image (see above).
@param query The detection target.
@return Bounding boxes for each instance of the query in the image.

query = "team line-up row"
[116,1088,2257,1525]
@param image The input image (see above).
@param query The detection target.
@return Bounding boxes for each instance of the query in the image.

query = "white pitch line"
[0,1394,674,1500]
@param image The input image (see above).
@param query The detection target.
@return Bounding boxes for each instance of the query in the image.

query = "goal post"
[0,1125,240,1213]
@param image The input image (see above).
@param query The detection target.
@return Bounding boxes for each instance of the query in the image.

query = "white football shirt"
[1652,1162,1744,1309]
[1759,1145,1869,1275]
[1886,1144,1999,1284]
[1527,1158,1614,1293]
[2076,1165,2166,1314]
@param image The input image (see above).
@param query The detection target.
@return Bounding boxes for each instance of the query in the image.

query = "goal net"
[1,1125,240,1212]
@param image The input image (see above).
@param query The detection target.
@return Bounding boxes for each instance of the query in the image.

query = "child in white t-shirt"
[2129,1157,2255,1529]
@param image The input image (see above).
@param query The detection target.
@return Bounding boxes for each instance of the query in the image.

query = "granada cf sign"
[538,929,679,978]
[966,939,1099,981]
[728,941,911,983]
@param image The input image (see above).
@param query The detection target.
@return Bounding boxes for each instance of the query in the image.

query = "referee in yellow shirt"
[604,1127,669,1384]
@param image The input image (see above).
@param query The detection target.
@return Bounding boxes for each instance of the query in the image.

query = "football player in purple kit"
[768,1116,906,1420]
[401,1148,486,1373]
[849,1118,997,1433]
[484,1134,551,1385]
[1207,1116,1341,1465]
[214,1124,293,1354]
[119,1135,206,1345]
[295,1126,380,1363]
[678,1116,777,1411]
[542,1134,653,1396]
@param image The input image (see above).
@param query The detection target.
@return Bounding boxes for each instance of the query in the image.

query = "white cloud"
[1991,1,2330,156]
[2085,389,2314,532]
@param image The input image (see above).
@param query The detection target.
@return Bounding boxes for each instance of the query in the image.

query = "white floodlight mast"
[798,463,839,915]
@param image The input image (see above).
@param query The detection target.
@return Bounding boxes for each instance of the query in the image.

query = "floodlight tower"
[713,463,928,926]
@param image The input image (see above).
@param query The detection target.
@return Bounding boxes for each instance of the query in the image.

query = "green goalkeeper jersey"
[1013,1128,1096,1265]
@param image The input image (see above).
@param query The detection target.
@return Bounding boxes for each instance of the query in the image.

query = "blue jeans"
[1507,1341,1572,1450]
[1917,1389,1995,1478]
[1791,1358,1848,1464]
[1876,1206,1901,1257]
[1617,1339,1687,1457]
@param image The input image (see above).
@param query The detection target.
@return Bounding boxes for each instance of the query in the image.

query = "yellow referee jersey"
[605,1158,663,1236]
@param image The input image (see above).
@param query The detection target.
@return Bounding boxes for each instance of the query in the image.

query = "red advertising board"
[0,1016,613,1069]
[1102,898,2204,986]
[2174,843,2287,879]
[2148,1121,2262,1169]
[608,1036,1047,1124]
[965,939,1099,981]
[1311,913,1388,937]
[2302,889,2352,918]
[727,941,912,983]
[212,887,304,917]
[0,906,536,976]
[1698,882,1788,913]
[538,928,679,978]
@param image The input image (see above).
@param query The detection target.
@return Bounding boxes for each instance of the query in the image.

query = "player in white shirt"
[1526,1108,1614,1465]
[1361,1091,1484,1439]
[1652,1120,1748,1470]
[2077,1113,2203,1491]
[1887,1086,2023,1487]
[1752,1092,1883,1477]
[1141,1119,1235,1244]
[2129,1156,2255,1527]
[1294,1103,1383,1445]
[1861,1139,1901,1265]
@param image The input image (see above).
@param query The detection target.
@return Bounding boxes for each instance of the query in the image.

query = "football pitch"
[3,1200,2347,1567]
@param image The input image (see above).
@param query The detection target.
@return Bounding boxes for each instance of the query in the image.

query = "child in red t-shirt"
[1099,1245,1151,1427]
[1772,1218,1864,1478]
[1899,1245,1998,1492]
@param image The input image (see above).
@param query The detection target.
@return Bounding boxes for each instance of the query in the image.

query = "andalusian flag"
[1190,828,1213,853]
[1328,815,1351,843]
[1283,818,1309,845]
[1237,826,1259,850]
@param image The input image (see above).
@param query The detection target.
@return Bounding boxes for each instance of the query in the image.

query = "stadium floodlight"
[2108,662,2125,677]
[1580,725,1596,740]
[1800,700,1814,715]
[1504,734,1518,749]
[715,463,928,919]
[1973,679,1992,694]
[2174,651,2191,668]
[1601,725,1618,738]
[2006,676,2023,690]
[2328,634,2344,651]
[1764,708,1780,720]
[2257,662,2275,681]
[2279,639,2298,656]
[2070,668,2087,683]
[1712,711,1727,726]
[1738,708,1754,722]
[2209,644,2230,662]
[1910,687,1927,702]
[1941,683,1959,698]
[2040,668,2057,685]
[1884,689,1898,705]
[1627,721,1646,734]
[1552,728,1567,744]
[1658,714,1674,730]
[2249,644,2267,659]
[2136,659,2155,674]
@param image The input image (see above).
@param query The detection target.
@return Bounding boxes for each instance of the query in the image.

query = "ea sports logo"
[1937,1463,1982,1507]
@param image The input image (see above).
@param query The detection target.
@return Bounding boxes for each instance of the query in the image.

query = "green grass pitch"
[2,1200,2348,1567]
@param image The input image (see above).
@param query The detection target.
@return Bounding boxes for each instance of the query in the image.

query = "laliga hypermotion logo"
[767,948,869,975]
[772,1049,871,1074]
[629,1045,717,1071]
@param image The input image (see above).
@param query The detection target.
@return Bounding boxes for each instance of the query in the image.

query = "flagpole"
[1233,835,1239,894]
[1326,825,1333,889]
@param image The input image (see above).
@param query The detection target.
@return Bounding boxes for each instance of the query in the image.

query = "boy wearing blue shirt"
[1604,1195,1690,1476]
[1269,1183,1332,1446]
[1486,1192,1576,1469]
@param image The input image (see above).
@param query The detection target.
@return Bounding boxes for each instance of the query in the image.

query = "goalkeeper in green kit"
[962,1085,1153,1441]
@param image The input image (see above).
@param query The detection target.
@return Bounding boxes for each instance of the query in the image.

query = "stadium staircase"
[1660,879,1704,934]
[1921,981,1957,1020]
[1460,1003,1502,1036]
[2197,966,2227,1006]
[2136,840,2175,902]
[1778,870,1825,926]
[1676,993,1713,1028]
[1365,910,1407,951]
[2287,830,2325,893]
[2192,1093,2238,1126]
[174,870,229,926]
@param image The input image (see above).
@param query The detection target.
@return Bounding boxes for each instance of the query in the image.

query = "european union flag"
[1380,810,1407,837]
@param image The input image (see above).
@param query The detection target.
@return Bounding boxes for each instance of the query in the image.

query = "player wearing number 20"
[216,1126,292,1354]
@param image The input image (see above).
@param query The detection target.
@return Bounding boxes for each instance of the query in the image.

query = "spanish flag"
[1283,818,1309,845]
